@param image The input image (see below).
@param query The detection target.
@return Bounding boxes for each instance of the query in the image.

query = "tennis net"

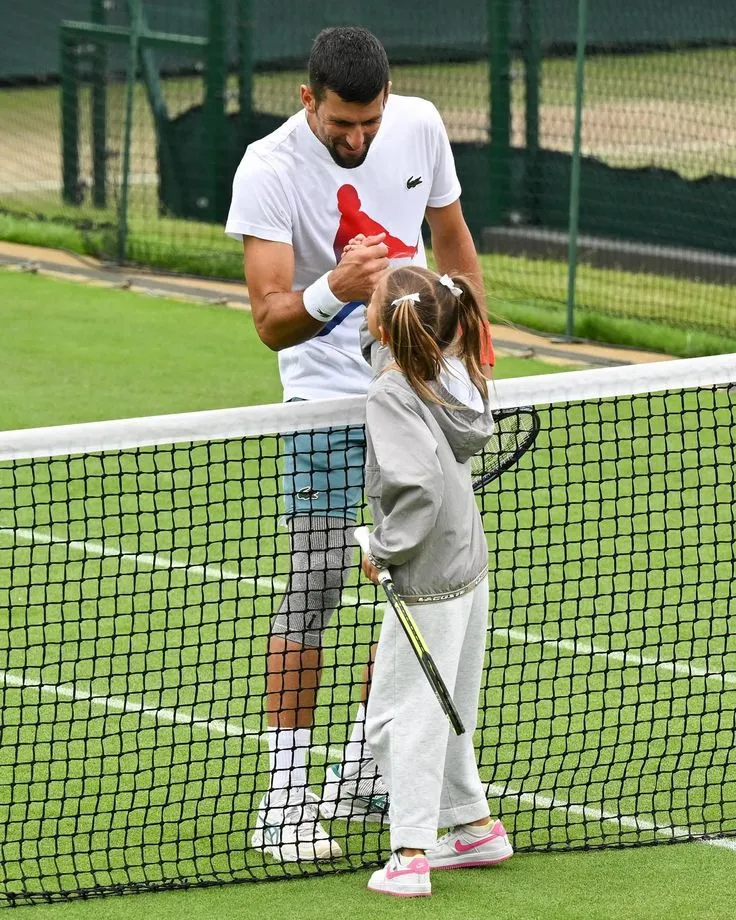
[0,354,735,905]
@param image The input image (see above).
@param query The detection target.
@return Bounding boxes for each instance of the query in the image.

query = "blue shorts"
[281,422,366,522]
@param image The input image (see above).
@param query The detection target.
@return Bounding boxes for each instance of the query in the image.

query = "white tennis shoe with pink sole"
[368,853,431,897]
[425,819,513,869]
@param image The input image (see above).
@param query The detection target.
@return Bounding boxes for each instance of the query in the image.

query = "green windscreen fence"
[0,0,735,350]
[493,26,736,348]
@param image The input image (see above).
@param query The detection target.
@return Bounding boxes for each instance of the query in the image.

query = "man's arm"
[425,199,484,299]
[243,238,320,350]
[243,234,390,352]
[425,200,494,374]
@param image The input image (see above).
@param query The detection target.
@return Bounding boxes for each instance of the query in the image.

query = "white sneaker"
[425,819,513,869]
[251,789,343,862]
[320,759,389,824]
[368,852,431,897]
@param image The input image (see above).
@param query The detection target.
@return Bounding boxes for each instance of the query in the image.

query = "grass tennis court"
[1,271,735,919]
[0,269,579,429]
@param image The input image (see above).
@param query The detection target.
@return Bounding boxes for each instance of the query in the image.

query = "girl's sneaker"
[425,819,513,869]
[367,853,431,897]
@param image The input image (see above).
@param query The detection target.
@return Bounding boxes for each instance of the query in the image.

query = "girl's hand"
[341,233,366,257]
[361,553,380,585]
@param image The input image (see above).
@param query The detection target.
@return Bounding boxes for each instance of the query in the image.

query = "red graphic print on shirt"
[333,185,419,263]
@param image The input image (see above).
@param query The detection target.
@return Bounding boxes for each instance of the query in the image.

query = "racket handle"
[354,526,391,585]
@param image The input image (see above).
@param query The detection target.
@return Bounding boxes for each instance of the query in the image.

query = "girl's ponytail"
[445,276,488,399]
[378,265,489,405]
[389,295,447,405]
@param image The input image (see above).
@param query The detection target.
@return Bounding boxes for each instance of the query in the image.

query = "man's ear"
[300,84,317,114]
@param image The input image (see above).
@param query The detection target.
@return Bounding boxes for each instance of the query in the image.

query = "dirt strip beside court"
[0,240,672,369]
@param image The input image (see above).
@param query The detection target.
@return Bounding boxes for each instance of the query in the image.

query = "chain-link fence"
[493,3,736,351]
[1,1,735,353]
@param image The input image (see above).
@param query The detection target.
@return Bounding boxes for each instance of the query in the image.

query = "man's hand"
[329,233,389,303]
[361,553,380,585]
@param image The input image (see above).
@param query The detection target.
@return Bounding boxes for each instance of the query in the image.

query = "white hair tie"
[391,292,421,307]
[439,274,462,297]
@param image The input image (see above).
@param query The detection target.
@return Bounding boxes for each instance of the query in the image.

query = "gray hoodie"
[364,341,494,602]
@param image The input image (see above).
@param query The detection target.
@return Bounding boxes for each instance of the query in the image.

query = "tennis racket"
[472,406,540,491]
[354,526,464,736]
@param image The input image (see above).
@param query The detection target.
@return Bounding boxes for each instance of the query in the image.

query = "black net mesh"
[0,364,735,905]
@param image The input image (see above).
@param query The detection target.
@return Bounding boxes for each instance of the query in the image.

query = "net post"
[565,0,588,338]
[90,0,107,208]
[488,0,512,227]
[60,27,80,206]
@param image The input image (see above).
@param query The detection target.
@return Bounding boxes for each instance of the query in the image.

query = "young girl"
[359,265,513,897]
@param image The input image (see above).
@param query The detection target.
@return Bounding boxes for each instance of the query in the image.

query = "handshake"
[328,233,390,304]
[340,232,374,259]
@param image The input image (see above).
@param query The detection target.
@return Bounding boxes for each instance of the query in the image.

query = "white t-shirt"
[225,94,462,400]
[441,356,484,411]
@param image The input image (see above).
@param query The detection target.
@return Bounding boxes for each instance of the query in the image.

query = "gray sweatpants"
[365,577,491,851]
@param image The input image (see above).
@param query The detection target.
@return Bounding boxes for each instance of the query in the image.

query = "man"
[226,25,493,863]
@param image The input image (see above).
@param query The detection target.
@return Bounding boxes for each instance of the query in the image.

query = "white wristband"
[302,271,347,322]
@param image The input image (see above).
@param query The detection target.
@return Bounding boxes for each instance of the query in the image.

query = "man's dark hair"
[308,27,390,104]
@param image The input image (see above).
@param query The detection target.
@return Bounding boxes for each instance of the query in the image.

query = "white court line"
[486,780,686,839]
[488,628,736,852]
[5,526,734,686]
[0,670,261,738]
[4,529,735,851]
[6,667,733,852]
[0,526,370,611]
[0,669,343,762]
[492,626,736,687]
[0,525,369,759]
[705,837,736,851]
[1,526,283,591]
[486,781,736,851]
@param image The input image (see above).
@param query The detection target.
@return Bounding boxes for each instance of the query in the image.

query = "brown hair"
[378,265,488,405]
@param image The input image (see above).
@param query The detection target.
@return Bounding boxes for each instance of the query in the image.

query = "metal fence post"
[205,0,227,222]
[237,0,253,148]
[118,0,143,263]
[60,30,80,205]
[522,0,541,224]
[565,0,588,338]
[488,0,512,227]
[90,0,107,208]
[128,0,185,216]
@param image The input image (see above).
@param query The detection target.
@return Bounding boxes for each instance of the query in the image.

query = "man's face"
[301,85,389,169]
